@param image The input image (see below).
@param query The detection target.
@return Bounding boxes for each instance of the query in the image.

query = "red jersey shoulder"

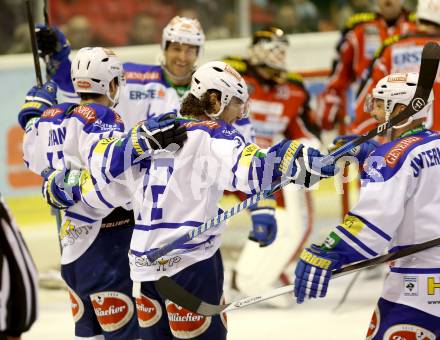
[344,12,378,32]
[72,105,97,124]
[385,135,423,167]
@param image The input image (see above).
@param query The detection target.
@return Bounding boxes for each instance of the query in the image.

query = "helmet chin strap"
[107,86,120,108]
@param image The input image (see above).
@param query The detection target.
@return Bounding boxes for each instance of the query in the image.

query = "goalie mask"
[364,72,433,129]
[248,27,289,71]
[190,61,249,119]
[71,47,125,107]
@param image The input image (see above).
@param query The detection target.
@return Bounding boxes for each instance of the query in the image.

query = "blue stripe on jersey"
[336,225,378,257]
[65,211,97,223]
[348,211,392,241]
[130,235,216,256]
[134,220,201,231]
[331,237,367,265]
[390,267,440,274]
[95,187,114,209]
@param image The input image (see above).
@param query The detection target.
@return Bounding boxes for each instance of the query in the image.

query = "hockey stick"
[155,236,440,316]
[146,41,440,263]
[25,0,63,252]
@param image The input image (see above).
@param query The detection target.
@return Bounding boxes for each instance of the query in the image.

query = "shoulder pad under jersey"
[374,34,403,59]
[223,56,248,75]
[123,63,164,84]
[344,12,377,31]
[284,72,305,87]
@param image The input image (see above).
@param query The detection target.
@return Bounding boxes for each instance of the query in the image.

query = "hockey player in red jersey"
[316,0,416,131]
[354,0,440,135]
[224,27,321,300]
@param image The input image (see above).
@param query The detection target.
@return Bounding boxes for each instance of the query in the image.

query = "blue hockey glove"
[18,80,58,129]
[41,168,82,209]
[248,199,277,247]
[294,244,342,304]
[35,24,71,76]
[330,134,379,165]
[278,141,338,188]
[130,113,187,159]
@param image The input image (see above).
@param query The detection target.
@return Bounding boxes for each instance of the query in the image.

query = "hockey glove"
[35,24,71,76]
[18,80,58,129]
[330,134,379,165]
[41,168,82,209]
[248,199,277,247]
[130,113,187,159]
[294,244,342,304]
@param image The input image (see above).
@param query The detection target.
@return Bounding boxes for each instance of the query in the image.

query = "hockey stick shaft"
[155,236,440,316]
[25,0,43,87]
[147,42,440,263]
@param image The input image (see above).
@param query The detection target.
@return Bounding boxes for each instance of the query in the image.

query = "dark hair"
[180,90,221,118]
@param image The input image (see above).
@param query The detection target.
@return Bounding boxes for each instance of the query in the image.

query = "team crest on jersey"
[383,324,436,340]
[68,287,85,323]
[365,305,380,339]
[135,294,162,327]
[41,107,64,119]
[73,105,97,124]
[165,300,211,339]
[90,291,134,332]
[385,136,422,167]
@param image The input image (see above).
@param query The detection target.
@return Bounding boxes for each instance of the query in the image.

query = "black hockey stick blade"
[155,236,440,316]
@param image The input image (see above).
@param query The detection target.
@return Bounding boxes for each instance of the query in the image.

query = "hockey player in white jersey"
[18,47,186,339]
[35,16,206,129]
[48,61,339,339]
[294,72,440,339]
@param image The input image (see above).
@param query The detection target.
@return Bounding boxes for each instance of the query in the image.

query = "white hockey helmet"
[248,27,289,70]
[364,72,433,128]
[71,47,125,106]
[417,0,440,26]
[162,16,205,55]
[190,61,249,118]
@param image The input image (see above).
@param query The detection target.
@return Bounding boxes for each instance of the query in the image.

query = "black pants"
[0,195,38,338]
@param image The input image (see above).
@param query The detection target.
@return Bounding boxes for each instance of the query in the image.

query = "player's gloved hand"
[18,80,58,129]
[130,113,187,158]
[35,24,71,75]
[316,88,341,130]
[41,168,82,209]
[248,199,277,247]
[294,244,342,304]
[329,135,379,165]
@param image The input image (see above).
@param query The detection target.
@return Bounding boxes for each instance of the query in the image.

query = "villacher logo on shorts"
[135,294,162,328]
[166,300,211,339]
[68,287,85,323]
[383,324,436,340]
[90,291,134,332]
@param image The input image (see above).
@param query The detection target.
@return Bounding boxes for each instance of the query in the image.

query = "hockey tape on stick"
[146,42,440,263]
[155,236,440,316]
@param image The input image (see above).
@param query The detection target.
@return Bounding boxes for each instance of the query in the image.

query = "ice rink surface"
[25,269,384,339]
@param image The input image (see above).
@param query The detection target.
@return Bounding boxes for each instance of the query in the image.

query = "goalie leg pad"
[234,185,313,295]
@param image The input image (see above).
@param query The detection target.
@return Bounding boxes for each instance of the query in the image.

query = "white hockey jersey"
[324,129,440,316]
[22,102,129,264]
[83,118,290,282]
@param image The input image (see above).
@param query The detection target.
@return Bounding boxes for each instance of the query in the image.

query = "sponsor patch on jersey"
[125,71,161,81]
[183,120,220,129]
[68,287,84,323]
[365,305,380,339]
[90,291,134,332]
[73,105,97,124]
[93,137,117,154]
[135,294,162,328]
[385,136,423,167]
[41,107,64,119]
[383,324,436,340]
[339,214,366,237]
[403,276,418,296]
[238,143,260,167]
[21,101,42,110]
[166,300,211,339]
